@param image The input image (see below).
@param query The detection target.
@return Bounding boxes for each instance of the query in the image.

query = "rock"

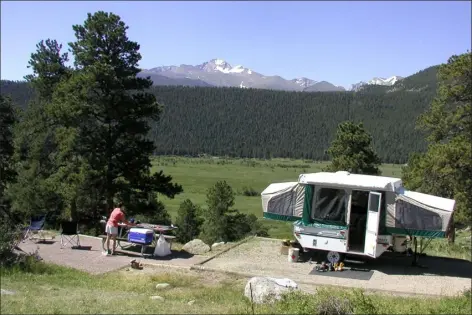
[155,283,170,290]
[244,277,298,304]
[150,295,164,301]
[1,289,15,295]
[188,300,195,305]
[211,242,225,249]
[182,239,210,255]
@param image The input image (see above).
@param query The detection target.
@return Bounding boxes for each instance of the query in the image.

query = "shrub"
[225,213,269,241]
[174,199,203,243]
[0,213,44,269]
[246,214,269,237]
[240,186,259,197]
[0,215,24,267]
[199,181,234,245]
[349,290,377,314]
[130,199,172,226]
[316,296,354,315]
[200,181,269,244]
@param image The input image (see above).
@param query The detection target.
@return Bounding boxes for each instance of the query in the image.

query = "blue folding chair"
[23,215,47,243]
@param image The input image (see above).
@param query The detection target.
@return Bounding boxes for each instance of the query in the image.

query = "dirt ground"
[199,238,472,297]
[18,235,472,297]
[18,235,207,274]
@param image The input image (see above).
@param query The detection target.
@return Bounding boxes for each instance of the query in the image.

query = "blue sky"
[1,1,470,88]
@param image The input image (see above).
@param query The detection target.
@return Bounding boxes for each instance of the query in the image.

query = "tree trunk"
[70,197,78,222]
[93,204,103,236]
[448,227,456,244]
[447,216,455,244]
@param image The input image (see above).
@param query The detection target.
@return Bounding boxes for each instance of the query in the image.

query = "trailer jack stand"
[411,237,427,268]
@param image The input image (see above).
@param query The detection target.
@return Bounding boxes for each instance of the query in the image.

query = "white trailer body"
[261,171,456,263]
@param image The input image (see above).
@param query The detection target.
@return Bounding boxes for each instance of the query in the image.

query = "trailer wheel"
[326,251,345,264]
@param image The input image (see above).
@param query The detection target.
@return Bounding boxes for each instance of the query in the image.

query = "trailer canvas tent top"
[261,182,304,221]
[261,171,456,262]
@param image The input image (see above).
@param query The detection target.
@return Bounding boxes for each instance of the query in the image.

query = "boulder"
[244,277,298,304]
[211,242,225,249]
[182,239,210,255]
[1,289,15,295]
[150,295,164,301]
[155,283,170,290]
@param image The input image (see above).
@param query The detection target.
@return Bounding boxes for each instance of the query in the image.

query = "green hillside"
[0,65,439,164]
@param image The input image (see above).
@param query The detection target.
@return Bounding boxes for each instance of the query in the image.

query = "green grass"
[422,228,472,261]
[152,156,403,239]
[1,261,470,314]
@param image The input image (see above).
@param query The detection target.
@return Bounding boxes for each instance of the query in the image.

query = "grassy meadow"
[152,156,403,239]
[2,157,470,315]
[1,261,470,315]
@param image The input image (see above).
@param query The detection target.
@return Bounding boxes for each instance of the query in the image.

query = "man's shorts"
[105,224,118,235]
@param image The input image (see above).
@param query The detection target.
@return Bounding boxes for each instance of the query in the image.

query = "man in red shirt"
[104,202,135,256]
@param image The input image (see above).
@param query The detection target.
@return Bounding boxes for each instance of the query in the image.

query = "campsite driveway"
[19,236,471,297]
[198,238,472,297]
[18,235,206,275]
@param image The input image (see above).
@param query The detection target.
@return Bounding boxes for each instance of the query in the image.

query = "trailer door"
[364,192,382,257]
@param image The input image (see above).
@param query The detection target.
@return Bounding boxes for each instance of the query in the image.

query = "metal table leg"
[117,226,131,249]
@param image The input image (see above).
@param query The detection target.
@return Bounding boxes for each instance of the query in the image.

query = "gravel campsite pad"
[201,238,472,297]
[18,235,208,274]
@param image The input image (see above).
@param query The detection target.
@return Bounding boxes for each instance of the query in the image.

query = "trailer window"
[395,199,443,231]
[312,187,347,224]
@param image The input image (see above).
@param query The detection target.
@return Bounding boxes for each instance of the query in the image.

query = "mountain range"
[0,63,439,164]
[138,58,403,92]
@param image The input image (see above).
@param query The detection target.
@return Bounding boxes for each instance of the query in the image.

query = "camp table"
[117,223,177,249]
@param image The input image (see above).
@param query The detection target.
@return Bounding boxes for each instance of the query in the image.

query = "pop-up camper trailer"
[261,171,456,264]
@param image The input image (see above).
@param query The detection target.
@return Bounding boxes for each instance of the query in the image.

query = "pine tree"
[324,121,381,175]
[50,11,182,216]
[7,39,72,222]
[174,199,203,243]
[0,95,17,218]
[199,181,234,245]
[403,52,472,226]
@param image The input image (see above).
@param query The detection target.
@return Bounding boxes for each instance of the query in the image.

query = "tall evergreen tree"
[7,39,72,222]
[403,52,472,226]
[324,121,381,175]
[0,96,17,218]
[0,97,22,265]
[50,11,182,216]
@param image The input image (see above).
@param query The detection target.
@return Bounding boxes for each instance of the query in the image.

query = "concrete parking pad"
[200,238,472,297]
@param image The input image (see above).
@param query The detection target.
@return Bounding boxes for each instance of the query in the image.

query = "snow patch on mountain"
[199,59,252,75]
[351,75,404,91]
[292,77,318,88]
[369,76,402,85]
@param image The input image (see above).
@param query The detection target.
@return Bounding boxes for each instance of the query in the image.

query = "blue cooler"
[128,228,154,245]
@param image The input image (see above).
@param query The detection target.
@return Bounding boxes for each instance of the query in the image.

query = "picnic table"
[116,223,177,249]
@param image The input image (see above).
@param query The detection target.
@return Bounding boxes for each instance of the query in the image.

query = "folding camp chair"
[23,215,47,243]
[60,221,81,248]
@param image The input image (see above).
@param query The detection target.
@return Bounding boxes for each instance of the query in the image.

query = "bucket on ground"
[280,244,289,255]
[288,247,299,263]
